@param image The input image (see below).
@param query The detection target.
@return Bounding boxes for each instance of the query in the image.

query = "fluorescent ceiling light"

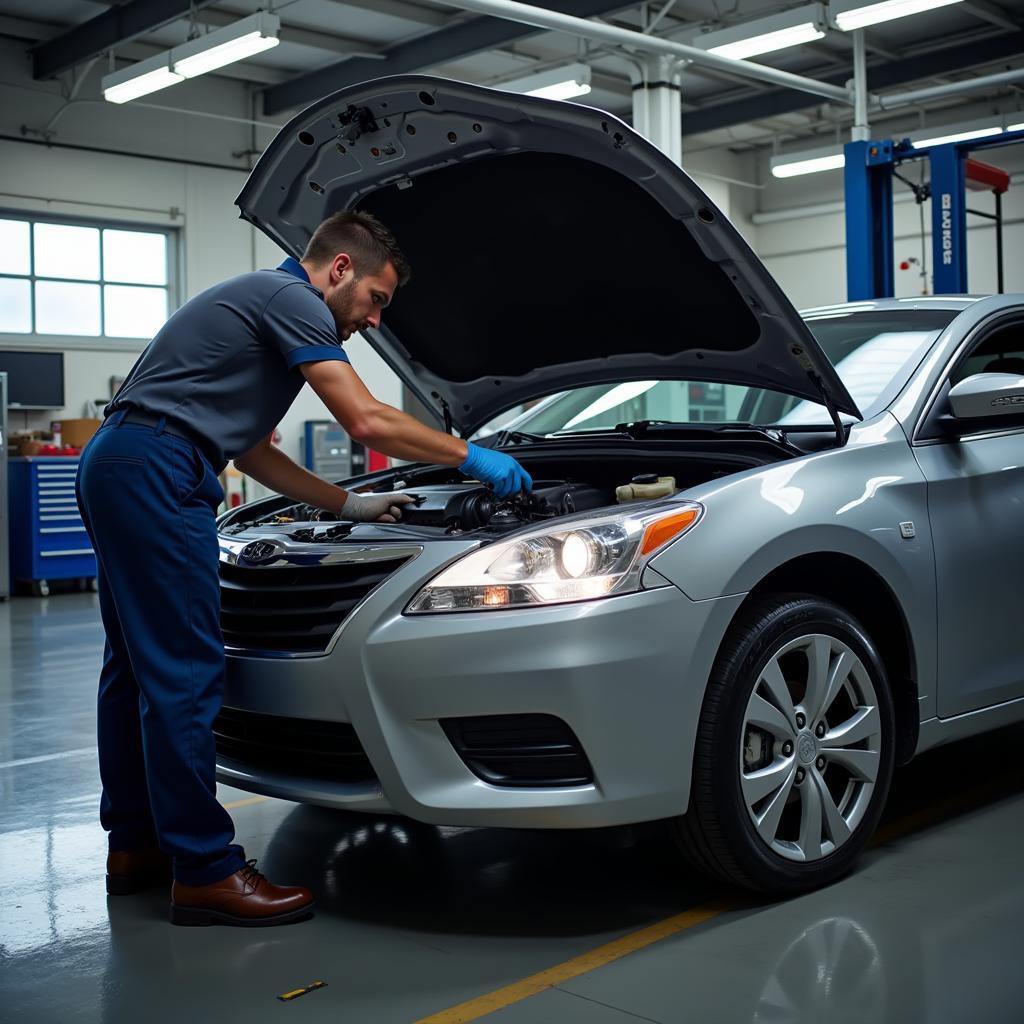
[103,12,279,103]
[695,5,827,61]
[103,54,182,104]
[708,23,825,60]
[912,126,1001,148]
[771,149,845,178]
[832,0,964,32]
[528,78,592,101]
[497,63,592,101]
[172,12,280,79]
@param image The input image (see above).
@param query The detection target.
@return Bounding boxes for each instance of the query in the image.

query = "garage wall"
[0,38,400,464]
[755,142,1024,309]
[2,31,1020,460]
[680,145,761,249]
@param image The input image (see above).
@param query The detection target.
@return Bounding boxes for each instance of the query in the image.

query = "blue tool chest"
[9,457,96,595]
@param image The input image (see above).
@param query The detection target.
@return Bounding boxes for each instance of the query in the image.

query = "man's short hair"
[302,210,410,286]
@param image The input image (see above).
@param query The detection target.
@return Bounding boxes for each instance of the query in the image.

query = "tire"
[672,593,895,894]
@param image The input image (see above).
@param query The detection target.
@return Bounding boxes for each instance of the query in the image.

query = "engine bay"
[225,477,615,539]
[219,434,794,543]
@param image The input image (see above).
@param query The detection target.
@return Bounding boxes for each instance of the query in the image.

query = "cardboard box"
[53,418,101,448]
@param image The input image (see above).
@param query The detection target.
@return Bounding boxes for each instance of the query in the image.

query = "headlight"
[405,501,702,613]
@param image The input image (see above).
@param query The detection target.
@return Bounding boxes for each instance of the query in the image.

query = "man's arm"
[300,360,468,465]
[233,437,412,521]
[236,361,532,510]
[232,360,467,514]
[233,435,350,512]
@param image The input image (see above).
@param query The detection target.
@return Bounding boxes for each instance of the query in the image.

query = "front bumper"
[218,543,744,828]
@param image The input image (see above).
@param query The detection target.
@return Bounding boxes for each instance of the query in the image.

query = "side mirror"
[949,372,1024,421]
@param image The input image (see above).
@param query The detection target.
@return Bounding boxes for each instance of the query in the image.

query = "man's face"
[323,254,398,341]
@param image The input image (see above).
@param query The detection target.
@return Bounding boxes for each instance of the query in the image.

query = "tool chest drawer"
[8,457,96,595]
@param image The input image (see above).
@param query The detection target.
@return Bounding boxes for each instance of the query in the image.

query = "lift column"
[929,142,968,295]
[844,138,896,300]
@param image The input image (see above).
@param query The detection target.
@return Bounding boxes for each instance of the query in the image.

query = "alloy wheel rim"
[739,632,882,863]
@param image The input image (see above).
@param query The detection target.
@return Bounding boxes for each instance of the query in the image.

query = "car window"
[915,319,1024,443]
[475,309,959,435]
[950,324,1024,385]
[771,327,940,426]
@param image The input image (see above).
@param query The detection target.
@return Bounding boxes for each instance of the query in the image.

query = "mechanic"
[76,211,532,928]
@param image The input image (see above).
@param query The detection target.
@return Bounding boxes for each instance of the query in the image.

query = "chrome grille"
[219,553,411,653]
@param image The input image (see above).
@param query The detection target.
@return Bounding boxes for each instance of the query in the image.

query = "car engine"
[224,478,614,539]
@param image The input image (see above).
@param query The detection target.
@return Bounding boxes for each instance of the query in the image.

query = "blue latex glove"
[460,442,533,499]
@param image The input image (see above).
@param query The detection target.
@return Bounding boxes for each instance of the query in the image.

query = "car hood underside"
[237,75,861,434]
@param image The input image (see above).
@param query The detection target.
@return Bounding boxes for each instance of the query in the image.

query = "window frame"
[913,309,1024,445]
[0,209,180,351]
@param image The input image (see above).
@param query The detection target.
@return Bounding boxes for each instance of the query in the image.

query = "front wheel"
[673,595,895,893]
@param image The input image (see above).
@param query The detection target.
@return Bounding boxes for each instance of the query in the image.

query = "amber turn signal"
[640,508,700,556]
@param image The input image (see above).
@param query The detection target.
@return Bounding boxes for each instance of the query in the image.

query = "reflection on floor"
[2,593,1022,1024]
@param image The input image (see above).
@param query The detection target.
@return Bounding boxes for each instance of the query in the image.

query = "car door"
[912,314,1024,718]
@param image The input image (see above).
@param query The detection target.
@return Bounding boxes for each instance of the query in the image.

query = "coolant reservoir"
[616,475,677,502]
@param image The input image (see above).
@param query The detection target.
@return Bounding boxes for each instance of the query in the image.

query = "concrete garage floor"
[2,593,1023,1024]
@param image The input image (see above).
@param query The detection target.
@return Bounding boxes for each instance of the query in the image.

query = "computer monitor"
[0,351,65,409]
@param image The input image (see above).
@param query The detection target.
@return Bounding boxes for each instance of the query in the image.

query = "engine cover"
[401,480,610,532]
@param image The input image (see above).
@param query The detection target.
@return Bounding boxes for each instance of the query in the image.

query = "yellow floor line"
[222,795,270,810]
[413,900,733,1024]
[415,777,1021,1024]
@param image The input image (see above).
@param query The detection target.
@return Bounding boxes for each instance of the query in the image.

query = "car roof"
[799,296,986,316]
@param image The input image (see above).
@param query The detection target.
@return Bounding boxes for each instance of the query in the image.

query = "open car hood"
[237,76,861,435]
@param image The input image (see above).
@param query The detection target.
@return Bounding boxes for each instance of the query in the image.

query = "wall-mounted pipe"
[429,0,852,104]
[877,67,1024,111]
[851,30,869,142]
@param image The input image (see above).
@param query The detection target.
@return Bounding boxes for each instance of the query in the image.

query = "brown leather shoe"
[106,846,173,896]
[169,859,314,927]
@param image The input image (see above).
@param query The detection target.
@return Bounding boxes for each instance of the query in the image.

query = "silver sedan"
[216,293,1024,893]
[217,77,1024,893]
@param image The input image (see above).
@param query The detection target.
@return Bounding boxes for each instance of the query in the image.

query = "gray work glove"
[339,491,416,523]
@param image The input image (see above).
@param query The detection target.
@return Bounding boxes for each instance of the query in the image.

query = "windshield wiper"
[543,420,802,454]
[767,423,853,432]
[492,428,549,448]
[615,420,793,443]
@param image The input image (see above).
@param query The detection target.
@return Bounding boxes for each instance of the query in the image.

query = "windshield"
[475,309,958,437]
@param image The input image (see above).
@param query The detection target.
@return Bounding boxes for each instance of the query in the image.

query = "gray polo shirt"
[107,257,349,465]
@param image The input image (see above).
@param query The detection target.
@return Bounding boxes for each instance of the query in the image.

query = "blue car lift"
[844,129,1023,300]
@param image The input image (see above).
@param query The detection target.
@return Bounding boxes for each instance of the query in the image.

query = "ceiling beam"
[0,12,62,43]
[189,6,382,59]
[32,0,221,80]
[262,0,633,116]
[961,1,1021,33]
[3,10,288,86]
[67,1,385,63]
[322,0,449,29]
[681,30,1024,138]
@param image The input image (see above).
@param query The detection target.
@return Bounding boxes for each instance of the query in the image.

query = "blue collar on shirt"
[278,256,310,283]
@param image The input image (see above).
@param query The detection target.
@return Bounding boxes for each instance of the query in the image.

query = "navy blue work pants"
[76,412,245,886]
